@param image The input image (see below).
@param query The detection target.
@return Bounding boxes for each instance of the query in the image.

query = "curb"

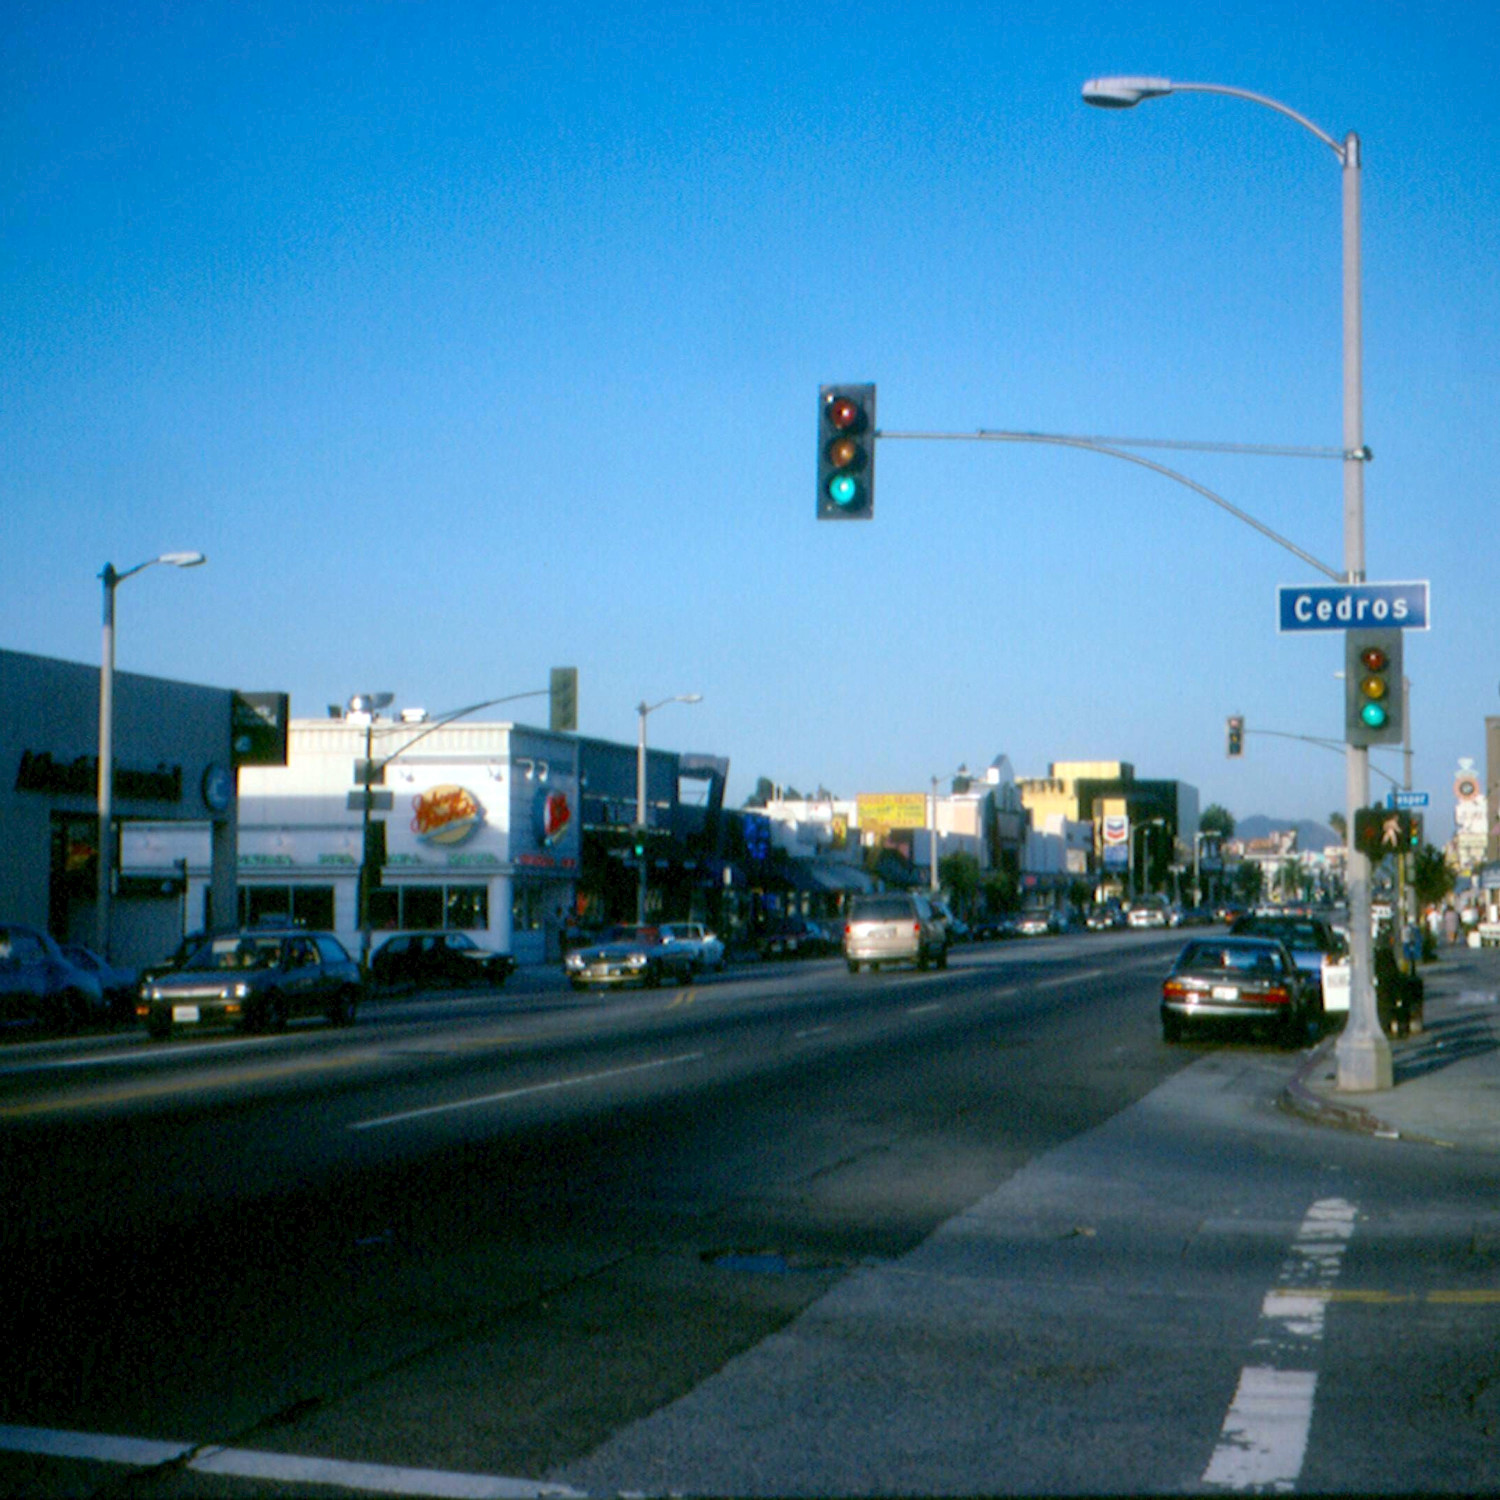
[1278,1035,1393,1136]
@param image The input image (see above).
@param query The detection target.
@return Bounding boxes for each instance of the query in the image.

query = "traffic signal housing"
[1345,628,1403,747]
[550,666,578,732]
[1226,715,1244,757]
[817,384,876,519]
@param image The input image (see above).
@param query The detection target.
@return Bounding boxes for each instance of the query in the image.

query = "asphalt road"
[4,932,1497,1496]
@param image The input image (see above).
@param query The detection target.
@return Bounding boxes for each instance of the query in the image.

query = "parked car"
[758,917,836,960]
[1161,934,1316,1045]
[1016,909,1055,937]
[1229,913,1348,1008]
[1127,901,1171,929]
[1085,903,1125,932]
[563,925,698,991]
[0,923,104,1032]
[843,893,948,973]
[370,931,517,991]
[658,922,726,974]
[139,929,363,1039]
[60,944,139,1023]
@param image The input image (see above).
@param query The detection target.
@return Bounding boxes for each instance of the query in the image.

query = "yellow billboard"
[856,793,927,839]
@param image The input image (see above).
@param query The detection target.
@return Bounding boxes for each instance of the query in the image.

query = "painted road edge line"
[0,1424,582,1499]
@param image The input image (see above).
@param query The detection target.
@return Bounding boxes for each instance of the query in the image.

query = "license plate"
[874,927,895,939]
[172,1005,201,1022]
[1211,986,1237,1001]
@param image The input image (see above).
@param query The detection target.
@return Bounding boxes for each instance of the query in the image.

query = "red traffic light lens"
[1359,646,1389,672]
[828,397,861,430]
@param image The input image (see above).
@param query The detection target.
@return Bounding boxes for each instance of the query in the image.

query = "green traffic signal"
[817,384,876,520]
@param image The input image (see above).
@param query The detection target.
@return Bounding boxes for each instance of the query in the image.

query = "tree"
[1201,804,1235,839]
[1233,860,1264,906]
[938,851,980,913]
[745,777,775,808]
[1329,811,1347,842]
[1413,844,1455,909]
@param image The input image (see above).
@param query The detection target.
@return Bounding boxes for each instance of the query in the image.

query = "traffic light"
[1226,715,1244,757]
[550,666,578,732]
[817,384,876,520]
[1407,811,1423,849]
[1345,628,1403,747]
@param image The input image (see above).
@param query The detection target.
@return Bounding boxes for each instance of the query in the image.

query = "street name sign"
[1277,580,1429,633]
[1389,791,1429,810]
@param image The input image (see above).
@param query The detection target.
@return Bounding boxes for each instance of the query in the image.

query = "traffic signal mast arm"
[1233,724,1406,787]
[873,427,1345,581]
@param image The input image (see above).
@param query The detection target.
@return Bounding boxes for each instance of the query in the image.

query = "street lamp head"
[681,693,703,705]
[348,692,395,715]
[1081,76,1173,108]
[159,551,206,569]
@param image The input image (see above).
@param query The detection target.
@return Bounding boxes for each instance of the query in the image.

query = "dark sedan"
[0,924,104,1032]
[1230,913,1347,1006]
[563,925,697,991]
[1161,934,1316,1045]
[370,932,517,991]
[139,929,363,1039]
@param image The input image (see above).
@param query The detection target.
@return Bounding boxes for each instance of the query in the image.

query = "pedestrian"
[1443,906,1460,946]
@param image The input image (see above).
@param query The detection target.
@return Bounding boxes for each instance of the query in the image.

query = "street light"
[350,692,395,976]
[1082,77,1389,1092]
[636,694,702,924]
[930,765,969,893]
[1133,817,1166,901]
[96,552,206,958]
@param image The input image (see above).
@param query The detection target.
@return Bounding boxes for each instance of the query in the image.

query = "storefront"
[236,715,582,966]
[0,648,243,965]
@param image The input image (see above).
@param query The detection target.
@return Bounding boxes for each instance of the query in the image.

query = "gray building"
[1,648,242,965]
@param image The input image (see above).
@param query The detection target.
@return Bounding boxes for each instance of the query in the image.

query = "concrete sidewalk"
[1283,939,1500,1151]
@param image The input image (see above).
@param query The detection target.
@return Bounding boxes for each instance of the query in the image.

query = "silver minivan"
[843,893,948,973]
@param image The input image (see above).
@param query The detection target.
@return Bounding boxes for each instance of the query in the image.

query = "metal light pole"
[1133,817,1165,901]
[636,693,702,925]
[348,692,395,976]
[930,765,969,893]
[96,551,206,958]
[1082,76,1390,1090]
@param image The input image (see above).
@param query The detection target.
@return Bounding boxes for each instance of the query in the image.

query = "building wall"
[1,648,238,964]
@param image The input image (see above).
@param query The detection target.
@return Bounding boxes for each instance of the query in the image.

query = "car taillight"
[1263,986,1291,1005]
[1162,979,1190,1000]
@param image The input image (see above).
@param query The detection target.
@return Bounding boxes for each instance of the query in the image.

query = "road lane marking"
[794,1026,833,1041]
[906,1003,945,1016]
[1203,1196,1357,1492]
[666,988,698,1010]
[0,1424,580,1498]
[348,1051,706,1131]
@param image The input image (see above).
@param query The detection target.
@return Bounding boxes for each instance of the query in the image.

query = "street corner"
[1280,1034,1392,1138]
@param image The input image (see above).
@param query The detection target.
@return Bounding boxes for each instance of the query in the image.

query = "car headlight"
[625,953,647,969]
[565,953,584,970]
[233,981,252,1000]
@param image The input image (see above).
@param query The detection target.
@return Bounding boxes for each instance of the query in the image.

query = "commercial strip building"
[232,709,730,967]
[0,648,246,966]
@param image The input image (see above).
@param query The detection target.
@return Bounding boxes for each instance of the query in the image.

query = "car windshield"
[195,936,285,971]
[1178,942,1284,976]
[1236,918,1325,949]
[600,926,661,947]
[850,898,912,922]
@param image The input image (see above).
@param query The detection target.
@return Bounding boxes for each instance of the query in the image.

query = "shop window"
[368,888,401,931]
[401,886,444,932]
[445,886,488,930]
[239,885,335,930]
[512,884,543,933]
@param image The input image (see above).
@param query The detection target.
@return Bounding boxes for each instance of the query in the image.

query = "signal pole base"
[1334,1030,1394,1093]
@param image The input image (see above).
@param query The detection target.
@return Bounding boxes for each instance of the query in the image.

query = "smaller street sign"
[347,791,393,811]
[1389,791,1429,810]
[1278,580,1429,633]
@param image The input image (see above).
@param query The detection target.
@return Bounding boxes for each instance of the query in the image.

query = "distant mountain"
[1234,814,1340,851]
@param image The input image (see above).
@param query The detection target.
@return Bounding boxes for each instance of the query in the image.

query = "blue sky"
[5,1,1496,837]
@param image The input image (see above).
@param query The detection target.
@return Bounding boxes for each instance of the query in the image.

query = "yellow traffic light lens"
[827,436,859,469]
[1359,674,1388,700]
